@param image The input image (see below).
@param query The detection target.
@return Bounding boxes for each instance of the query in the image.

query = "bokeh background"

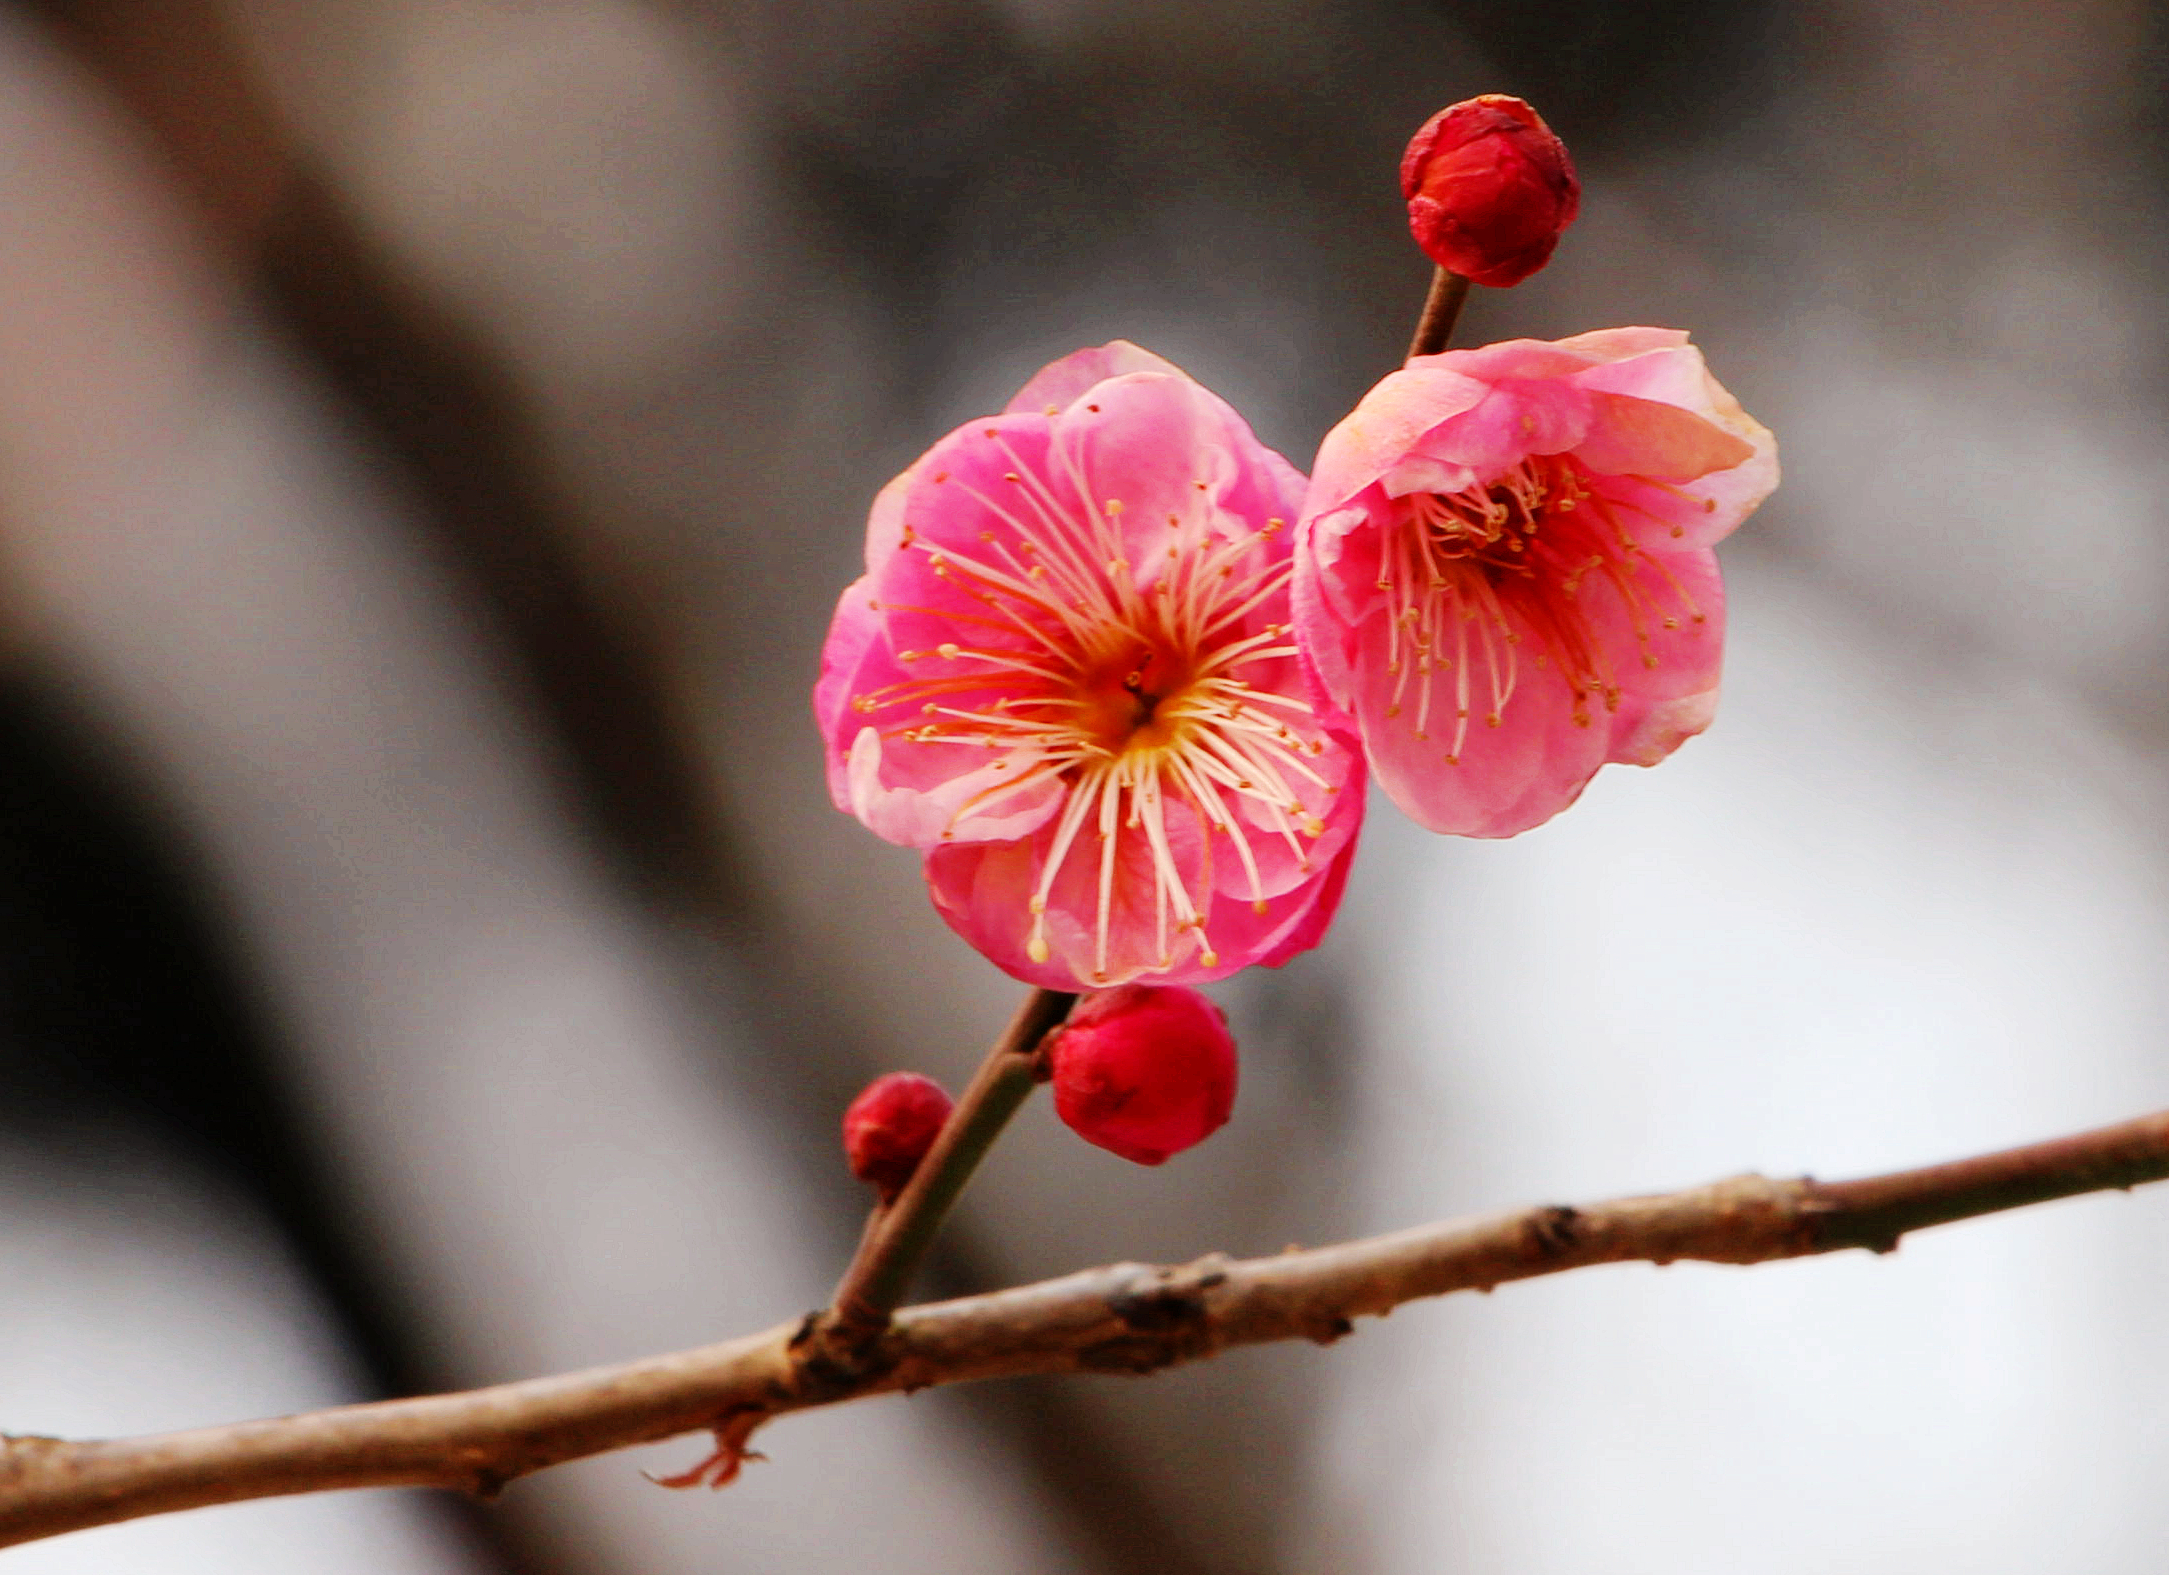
[3,1,2168,1570]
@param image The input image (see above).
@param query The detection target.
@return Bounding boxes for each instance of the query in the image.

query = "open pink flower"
[1294,328,1777,836]
[817,342,1364,990]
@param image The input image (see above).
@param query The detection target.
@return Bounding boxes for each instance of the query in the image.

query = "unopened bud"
[1047,985,1237,1166]
[842,1072,953,1202]
[1400,94,1579,288]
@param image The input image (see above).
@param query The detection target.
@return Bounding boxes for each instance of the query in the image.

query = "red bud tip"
[842,1072,953,1202]
[1399,94,1579,289]
[1047,985,1237,1167]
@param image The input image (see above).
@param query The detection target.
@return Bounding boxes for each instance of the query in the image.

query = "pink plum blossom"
[817,342,1364,990]
[1294,328,1777,837]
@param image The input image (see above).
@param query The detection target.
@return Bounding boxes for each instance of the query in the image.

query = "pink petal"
[1291,498,1382,719]
[1253,829,1359,967]
[1004,341,1186,416]
[1420,336,1610,382]
[1544,325,1691,364]
[818,596,1064,847]
[814,576,885,806]
[1306,364,1491,513]
[847,726,1063,847]
[871,413,1060,662]
[1571,345,1778,540]
[1586,546,1728,767]
[1052,370,1250,567]
[1388,378,1593,490]
[1572,390,1754,481]
[862,466,917,580]
[1359,538,1728,835]
[1347,592,1611,838]
[924,782,1360,992]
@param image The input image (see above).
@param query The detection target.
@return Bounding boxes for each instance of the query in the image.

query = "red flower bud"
[842,1072,953,1202]
[1400,94,1579,288]
[1047,985,1237,1166]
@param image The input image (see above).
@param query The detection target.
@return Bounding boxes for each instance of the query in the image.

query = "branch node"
[1308,1315,1356,1346]
[795,1308,900,1398]
[1527,1203,1583,1255]
[1109,1252,1234,1334]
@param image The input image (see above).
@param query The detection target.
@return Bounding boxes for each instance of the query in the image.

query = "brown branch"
[7,1106,2169,1548]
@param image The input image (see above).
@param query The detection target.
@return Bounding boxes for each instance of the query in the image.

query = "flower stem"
[1405,265,1471,360]
[823,987,1077,1344]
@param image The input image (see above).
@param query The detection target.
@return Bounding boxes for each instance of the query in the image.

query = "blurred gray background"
[1,1,2166,1570]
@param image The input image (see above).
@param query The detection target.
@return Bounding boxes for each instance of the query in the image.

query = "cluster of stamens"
[851,426,1333,983]
[1375,452,1705,761]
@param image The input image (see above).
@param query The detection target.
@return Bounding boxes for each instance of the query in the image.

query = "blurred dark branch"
[24,13,1245,1571]
[7,1105,2168,1547]
[34,0,734,896]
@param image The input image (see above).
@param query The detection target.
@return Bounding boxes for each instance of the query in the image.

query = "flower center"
[1406,456,1558,573]
[1376,453,1702,762]
[1076,645,1195,754]
[850,449,1333,983]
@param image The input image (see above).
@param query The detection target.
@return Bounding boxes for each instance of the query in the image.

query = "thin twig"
[1405,266,1471,359]
[6,1105,2168,1548]
[822,988,1076,1345]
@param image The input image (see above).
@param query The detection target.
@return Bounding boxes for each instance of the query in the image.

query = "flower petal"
[1306,364,1491,513]
[1004,340,1186,416]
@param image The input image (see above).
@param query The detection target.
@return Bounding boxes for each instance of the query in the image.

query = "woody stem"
[823,987,1078,1344]
[1405,266,1471,359]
